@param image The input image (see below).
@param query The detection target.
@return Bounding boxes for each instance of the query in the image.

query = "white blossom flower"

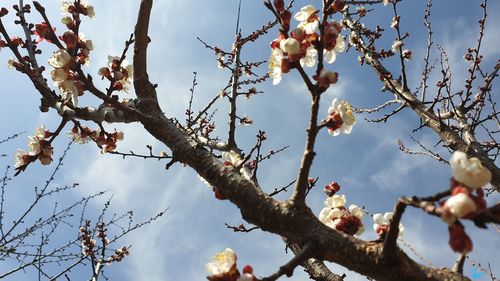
[14,149,28,168]
[61,16,72,25]
[373,212,404,237]
[325,194,346,208]
[86,5,95,18]
[325,36,346,64]
[300,46,317,67]
[61,0,94,18]
[294,5,319,34]
[34,125,48,140]
[279,38,301,55]
[59,80,79,106]
[48,49,72,68]
[7,58,17,69]
[268,48,283,85]
[27,136,41,155]
[60,1,72,15]
[319,197,364,236]
[450,151,492,188]
[391,40,403,53]
[79,32,94,50]
[444,193,477,219]
[205,248,237,276]
[327,99,356,136]
[67,129,89,144]
[50,69,68,84]
[319,207,346,229]
[349,204,364,219]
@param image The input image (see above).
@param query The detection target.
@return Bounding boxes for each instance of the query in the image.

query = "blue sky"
[0,0,499,280]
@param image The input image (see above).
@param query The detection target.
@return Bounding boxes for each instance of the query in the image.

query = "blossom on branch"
[294,5,319,34]
[319,194,365,236]
[449,151,491,189]
[206,248,239,281]
[14,149,30,169]
[323,21,346,64]
[448,224,473,254]
[326,98,356,136]
[14,125,53,169]
[206,249,258,281]
[372,212,404,238]
[440,179,487,225]
[100,56,134,93]
[61,0,95,18]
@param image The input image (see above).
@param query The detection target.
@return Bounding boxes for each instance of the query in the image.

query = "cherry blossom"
[14,126,53,168]
[315,69,338,89]
[102,56,134,93]
[326,98,356,136]
[450,151,492,188]
[320,20,346,64]
[268,48,284,85]
[448,224,473,254]
[48,49,72,68]
[391,39,403,53]
[61,0,95,18]
[443,193,477,220]
[372,212,404,238]
[14,149,30,169]
[300,46,317,67]
[206,248,239,281]
[319,194,365,236]
[294,5,319,34]
[279,38,301,56]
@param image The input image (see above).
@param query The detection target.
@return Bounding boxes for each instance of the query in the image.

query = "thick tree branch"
[139,113,469,281]
[133,0,161,114]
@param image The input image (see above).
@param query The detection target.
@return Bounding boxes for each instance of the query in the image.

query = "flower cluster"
[325,98,356,136]
[43,1,97,106]
[440,152,490,225]
[80,221,96,257]
[48,49,83,106]
[68,126,124,153]
[14,125,53,169]
[439,152,491,254]
[319,194,365,236]
[206,248,258,281]
[372,212,404,238]
[61,0,95,19]
[109,246,130,263]
[268,4,345,85]
[98,56,134,93]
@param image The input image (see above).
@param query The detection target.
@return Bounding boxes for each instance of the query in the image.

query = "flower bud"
[279,38,301,55]
[273,0,284,12]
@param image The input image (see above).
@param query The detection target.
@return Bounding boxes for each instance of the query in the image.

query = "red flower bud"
[280,10,291,30]
[242,265,253,274]
[0,7,9,17]
[448,225,473,254]
[273,0,284,12]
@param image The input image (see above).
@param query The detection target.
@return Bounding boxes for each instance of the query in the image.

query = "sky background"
[0,0,499,280]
